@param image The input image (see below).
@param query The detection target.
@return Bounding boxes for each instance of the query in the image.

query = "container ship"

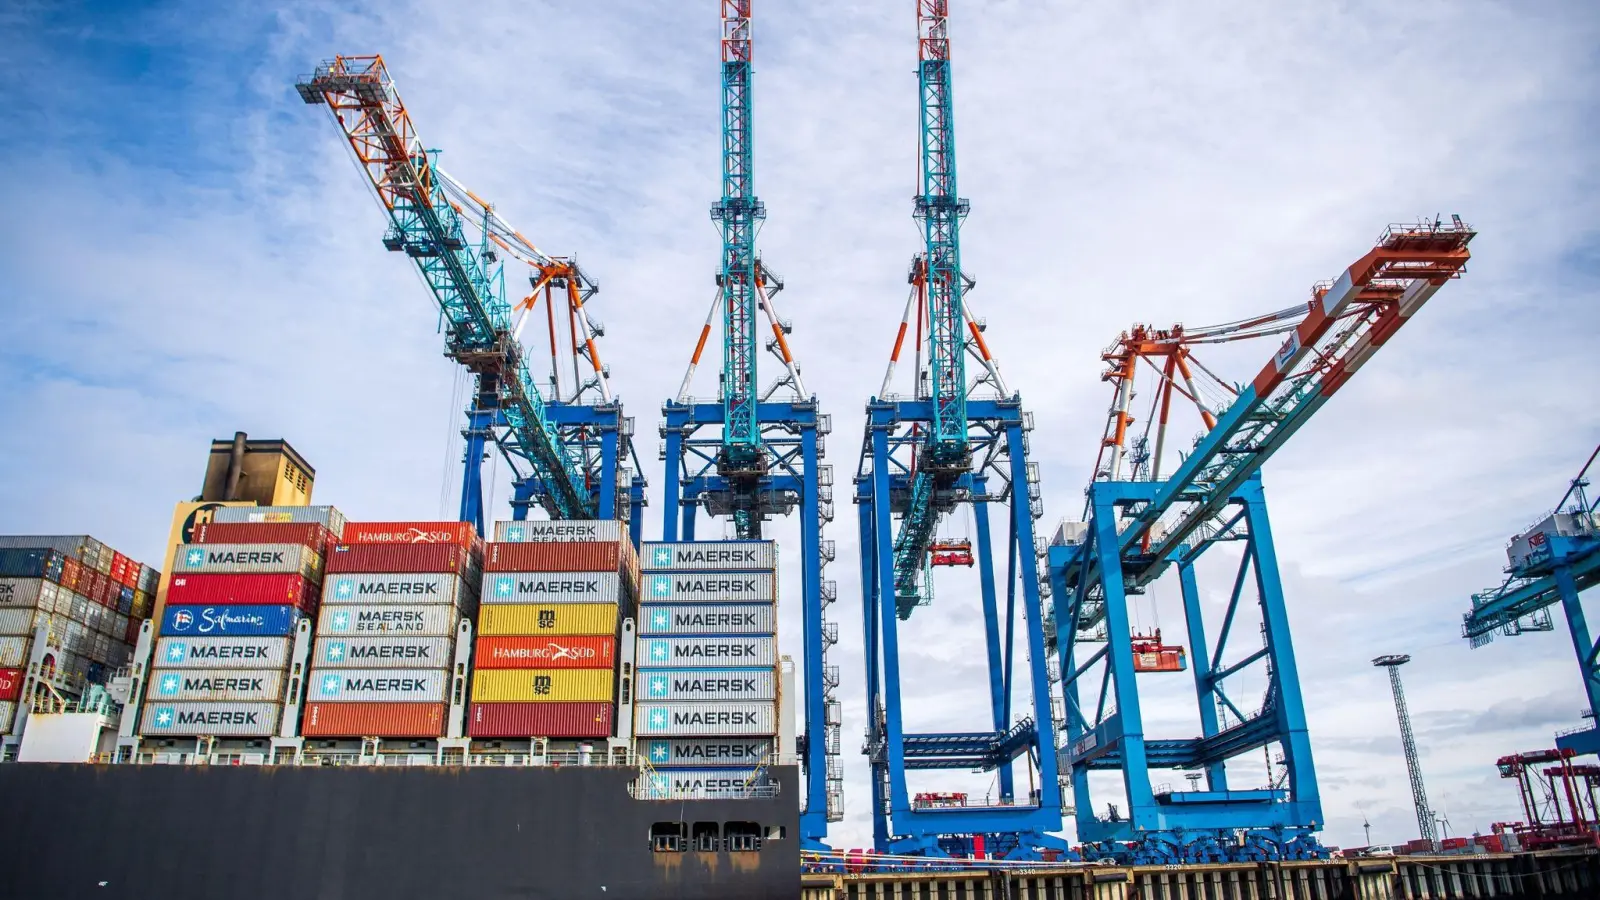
[0,440,798,900]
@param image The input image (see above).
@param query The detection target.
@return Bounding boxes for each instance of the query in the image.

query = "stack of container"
[302,522,481,739]
[0,535,161,733]
[140,508,341,739]
[633,540,779,796]
[468,520,637,740]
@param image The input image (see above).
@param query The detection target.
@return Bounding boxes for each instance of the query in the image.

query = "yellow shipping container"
[471,668,616,703]
[476,602,619,637]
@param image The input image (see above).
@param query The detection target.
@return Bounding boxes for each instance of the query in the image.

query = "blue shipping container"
[160,604,301,637]
[0,549,62,580]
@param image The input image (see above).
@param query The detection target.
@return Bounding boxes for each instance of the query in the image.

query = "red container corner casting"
[325,543,475,575]
[302,702,446,738]
[469,702,613,739]
[166,573,319,611]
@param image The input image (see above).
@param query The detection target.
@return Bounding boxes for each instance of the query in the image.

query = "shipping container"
[0,578,48,609]
[0,701,15,734]
[493,520,624,544]
[472,635,615,669]
[167,573,318,610]
[137,564,159,593]
[477,603,619,637]
[634,701,777,737]
[637,667,775,702]
[192,521,335,552]
[316,603,459,637]
[212,505,347,535]
[306,668,449,704]
[642,572,776,604]
[467,701,613,738]
[160,604,302,638]
[482,572,622,605]
[638,768,770,800]
[139,701,281,737]
[0,535,99,560]
[173,543,322,579]
[153,636,293,670]
[470,669,615,703]
[341,522,478,546]
[484,542,632,575]
[148,667,286,702]
[0,669,24,702]
[0,549,63,580]
[637,636,776,668]
[638,603,776,636]
[325,543,476,576]
[301,701,447,738]
[123,617,142,645]
[312,636,454,669]
[639,737,775,768]
[60,557,81,591]
[0,636,28,668]
[641,541,776,572]
[321,573,475,608]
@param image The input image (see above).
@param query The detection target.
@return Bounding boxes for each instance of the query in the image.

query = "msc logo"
[653,548,672,567]
[172,610,195,630]
[164,642,188,663]
[537,610,556,629]
[321,674,342,696]
[324,641,347,663]
[650,576,672,597]
[532,675,552,696]
[648,641,669,662]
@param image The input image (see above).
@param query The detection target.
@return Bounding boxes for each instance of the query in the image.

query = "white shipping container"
[641,541,776,572]
[0,578,47,609]
[638,768,771,800]
[148,667,286,702]
[173,543,322,578]
[639,737,775,768]
[0,608,51,639]
[322,573,473,607]
[641,572,776,604]
[154,636,292,669]
[493,520,624,543]
[317,603,459,637]
[313,636,454,669]
[634,701,777,737]
[481,571,622,605]
[0,636,28,667]
[0,701,16,735]
[637,636,776,668]
[307,667,449,703]
[212,505,347,535]
[140,701,281,737]
[639,603,775,636]
[637,667,776,702]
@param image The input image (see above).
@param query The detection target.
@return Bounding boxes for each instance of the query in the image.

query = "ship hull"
[0,762,799,899]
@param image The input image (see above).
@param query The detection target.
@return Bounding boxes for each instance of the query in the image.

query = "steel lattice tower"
[1374,654,1436,848]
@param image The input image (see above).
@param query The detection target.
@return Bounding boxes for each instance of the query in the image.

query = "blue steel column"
[661,427,683,542]
[459,401,494,532]
[1555,564,1600,723]
[1240,478,1321,819]
[872,427,913,823]
[972,475,1014,801]
[599,428,618,522]
[628,477,645,549]
[858,486,890,849]
[1007,422,1060,810]
[1051,553,1095,835]
[1178,558,1229,791]
[799,428,828,844]
[1090,484,1157,829]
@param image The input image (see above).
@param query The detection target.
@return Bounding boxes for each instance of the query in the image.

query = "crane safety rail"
[296,55,595,520]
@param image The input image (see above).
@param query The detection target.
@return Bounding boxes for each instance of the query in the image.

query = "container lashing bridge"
[1048,219,1475,863]
[298,55,646,540]
[659,1,843,848]
[1463,444,1600,756]
[854,0,1063,860]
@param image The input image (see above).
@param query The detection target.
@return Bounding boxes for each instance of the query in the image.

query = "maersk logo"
[331,579,355,600]
[164,642,188,663]
[650,610,670,630]
[648,740,670,762]
[321,674,342,696]
[647,674,669,697]
[324,641,346,663]
[648,641,669,662]
[328,611,351,631]
[151,706,176,728]
[649,773,670,792]
[158,674,181,695]
[651,576,672,597]
[648,708,668,729]
[494,577,515,598]
[504,524,525,541]
[184,548,205,567]
[653,548,672,567]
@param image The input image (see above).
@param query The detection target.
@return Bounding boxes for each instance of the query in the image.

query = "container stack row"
[142,507,343,738]
[0,535,161,733]
[468,520,639,739]
[303,522,481,738]
[634,541,779,797]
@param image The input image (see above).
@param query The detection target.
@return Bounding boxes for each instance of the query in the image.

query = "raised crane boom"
[297,55,594,522]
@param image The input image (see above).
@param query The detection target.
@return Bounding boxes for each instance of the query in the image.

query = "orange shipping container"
[301,701,446,738]
[474,635,615,669]
[484,541,639,585]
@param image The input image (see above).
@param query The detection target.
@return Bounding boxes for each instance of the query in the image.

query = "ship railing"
[466,750,637,768]
[629,779,783,801]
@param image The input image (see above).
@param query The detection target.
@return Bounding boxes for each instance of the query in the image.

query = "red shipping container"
[166,573,319,611]
[485,542,629,574]
[91,573,114,606]
[0,668,21,702]
[193,521,335,552]
[341,522,478,547]
[468,701,613,738]
[302,702,446,738]
[59,557,81,591]
[124,617,143,644]
[474,635,616,669]
[325,543,474,575]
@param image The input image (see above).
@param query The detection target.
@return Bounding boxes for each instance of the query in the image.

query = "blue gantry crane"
[1462,445,1600,756]
[298,56,646,539]
[1048,220,1475,863]
[855,0,1063,859]
[660,2,843,846]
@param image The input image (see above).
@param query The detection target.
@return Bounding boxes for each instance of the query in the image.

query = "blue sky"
[3,0,1599,849]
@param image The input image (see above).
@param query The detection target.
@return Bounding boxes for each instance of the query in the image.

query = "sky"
[2,0,1599,851]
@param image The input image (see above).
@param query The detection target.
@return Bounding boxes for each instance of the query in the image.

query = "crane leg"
[973,476,1013,802]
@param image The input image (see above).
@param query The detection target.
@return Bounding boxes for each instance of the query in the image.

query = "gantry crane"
[1463,444,1600,756]
[1049,220,1475,863]
[660,2,842,846]
[855,0,1062,859]
[297,56,646,539]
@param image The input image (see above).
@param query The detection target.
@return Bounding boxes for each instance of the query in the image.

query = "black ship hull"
[0,763,800,900]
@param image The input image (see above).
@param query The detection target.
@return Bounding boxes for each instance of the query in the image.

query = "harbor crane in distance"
[660,2,842,847]
[855,0,1062,860]
[1048,220,1475,863]
[1462,444,1600,756]
[297,56,646,541]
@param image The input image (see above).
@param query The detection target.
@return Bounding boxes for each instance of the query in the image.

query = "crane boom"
[297,55,594,521]
[715,1,764,481]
